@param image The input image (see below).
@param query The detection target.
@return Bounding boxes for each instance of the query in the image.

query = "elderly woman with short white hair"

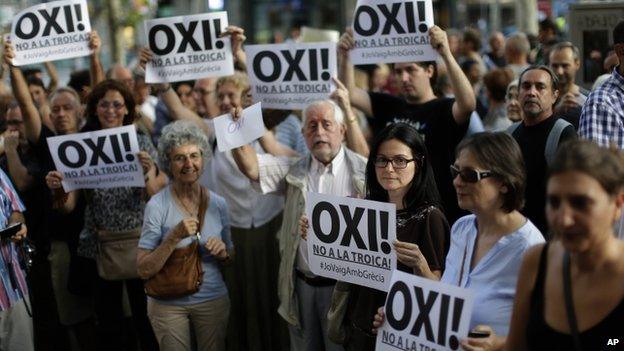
[137,120,233,351]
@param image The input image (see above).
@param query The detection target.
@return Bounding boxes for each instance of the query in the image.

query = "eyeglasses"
[172,152,203,164]
[98,101,125,111]
[450,165,494,183]
[374,156,418,169]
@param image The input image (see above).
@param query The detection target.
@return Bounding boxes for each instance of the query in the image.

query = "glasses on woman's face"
[374,156,417,169]
[450,165,494,183]
[172,152,202,164]
[98,101,125,111]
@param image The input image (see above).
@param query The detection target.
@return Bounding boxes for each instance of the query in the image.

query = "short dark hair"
[172,81,195,92]
[456,132,526,212]
[549,140,624,195]
[484,68,514,102]
[463,28,482,51]
[613,20,624,45]
[68,69,91,93]
[519,65,559,93]
[366,123,441,212]
[26,76,45,90]
[539,18,558,34]
[21,68,42,80]
[83,79,136,131]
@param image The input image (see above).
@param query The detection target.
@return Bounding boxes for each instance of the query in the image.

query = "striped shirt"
[0,168,27,311]
[579,68,624,148]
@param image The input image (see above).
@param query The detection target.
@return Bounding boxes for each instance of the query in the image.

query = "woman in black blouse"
[303,123,449,350]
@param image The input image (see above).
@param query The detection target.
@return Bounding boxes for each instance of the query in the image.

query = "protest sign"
[213,102,266,152]
[306,192,396,291]
[10,0,91,65]
[350,0,437,65]
[46,125,145,191]
[376,271,474,351]
[145,12,234,83]
[245,42,337,110]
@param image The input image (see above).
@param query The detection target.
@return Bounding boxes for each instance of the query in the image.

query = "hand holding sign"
[300,215,309,241]
[337,28,355,59]
[213,102,266,152]
[429,25,450,57]
[3,41,15,66]
[393,240,437,278]
[89,30,100,54]
[222,25,246,63]
[45,170,64,190]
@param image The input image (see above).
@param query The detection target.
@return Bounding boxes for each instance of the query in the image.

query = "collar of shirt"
[310,146,346,176]
[612,66,624,89]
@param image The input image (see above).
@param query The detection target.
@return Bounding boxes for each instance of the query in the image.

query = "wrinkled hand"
[394,240,430,275]
[329,77,353,116]
[137,151,154,175]
[429,26,450,57]
[300,215,309,240]
[45,171,64,190]
[372,306,385,334]
[3,130,19,152]
[89,31,101,54]
[461,325,497,351]
[11,222,27,243]
[205,236,228,260]
[173,218,199,241]
[138,47,153,71]
[338,28,355,58]
[3,41,14,67]
[222,26,246,57]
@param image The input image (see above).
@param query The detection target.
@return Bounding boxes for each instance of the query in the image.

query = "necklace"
[172,185,200,219]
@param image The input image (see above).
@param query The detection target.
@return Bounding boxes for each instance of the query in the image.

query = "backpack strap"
[545,119,572,167]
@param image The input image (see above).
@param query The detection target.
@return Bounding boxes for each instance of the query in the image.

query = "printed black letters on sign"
[253,51,282,83]
[311,201,340,243]
[58,140,86,168]
[387,281,412,330]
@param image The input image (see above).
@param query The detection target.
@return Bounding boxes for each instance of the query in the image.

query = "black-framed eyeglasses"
[450,165,494,183]
[374,156,418,169]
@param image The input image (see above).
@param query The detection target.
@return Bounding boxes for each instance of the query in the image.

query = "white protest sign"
[10,0,92,65]
[245,42,337,110]
[376,271,474,351]
[350,0,437,64]
[46,125,145,191]
[213,102,266,152]
[145,12,234,83]
[306,192,396,291]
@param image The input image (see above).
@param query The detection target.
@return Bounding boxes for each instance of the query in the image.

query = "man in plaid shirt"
[579,21,624,148]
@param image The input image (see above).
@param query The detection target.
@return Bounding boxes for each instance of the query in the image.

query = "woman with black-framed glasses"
[373,132,545,351]
[321,122,449,351]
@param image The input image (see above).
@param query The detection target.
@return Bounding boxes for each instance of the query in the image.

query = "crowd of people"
[0,12,622,351]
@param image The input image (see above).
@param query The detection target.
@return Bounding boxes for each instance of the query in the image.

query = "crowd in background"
[0,11,622,351]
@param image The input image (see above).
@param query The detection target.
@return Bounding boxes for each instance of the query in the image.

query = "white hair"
[301,100,344,126]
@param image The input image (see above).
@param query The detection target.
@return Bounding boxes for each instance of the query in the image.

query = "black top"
[344,206,449,350]
[369,93,469,225]
[527,244,624,350]
[30,125,85,243]
[510,116,576,236]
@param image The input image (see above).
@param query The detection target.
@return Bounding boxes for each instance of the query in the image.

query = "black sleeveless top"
[526,244,624,350]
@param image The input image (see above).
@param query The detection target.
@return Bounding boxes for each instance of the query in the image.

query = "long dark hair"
[83,79,136,131]
[365,123,441,211]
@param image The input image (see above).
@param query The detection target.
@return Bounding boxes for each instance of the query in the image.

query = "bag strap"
[197,187,209,234]
[545,119,571,167]
[563,250,583,351]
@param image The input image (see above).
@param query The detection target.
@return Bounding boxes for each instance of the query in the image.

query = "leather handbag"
[96,227,142,281]
[144,187,208,299]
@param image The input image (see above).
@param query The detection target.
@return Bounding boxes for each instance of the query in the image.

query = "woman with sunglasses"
[303,123,449,350]
[506,140,624,350]
[374,132,544,351]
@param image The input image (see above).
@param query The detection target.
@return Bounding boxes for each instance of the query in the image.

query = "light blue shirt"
[139,187,233,306]
[441,214,544,335]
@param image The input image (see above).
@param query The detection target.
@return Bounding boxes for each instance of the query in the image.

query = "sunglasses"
[450,165,494,183]
[374,156,419,169]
